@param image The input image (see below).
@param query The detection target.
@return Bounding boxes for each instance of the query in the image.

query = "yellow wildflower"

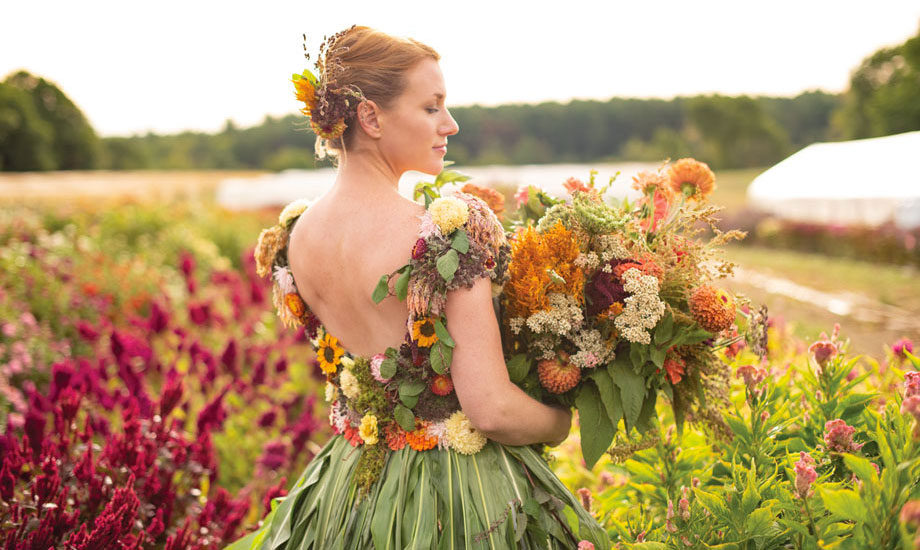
[359,414,378,445]
[428,197,469,235]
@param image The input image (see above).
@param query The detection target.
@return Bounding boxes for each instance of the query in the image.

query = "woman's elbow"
[461,390,511,436]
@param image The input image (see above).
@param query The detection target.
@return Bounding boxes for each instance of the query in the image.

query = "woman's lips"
[433,145,447,154]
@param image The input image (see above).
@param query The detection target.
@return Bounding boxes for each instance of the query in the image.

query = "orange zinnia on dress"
[405,424,439,451]
[668,158,716,199]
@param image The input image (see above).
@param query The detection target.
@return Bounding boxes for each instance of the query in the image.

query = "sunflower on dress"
[316,332,344,374]
[411,317,439,347]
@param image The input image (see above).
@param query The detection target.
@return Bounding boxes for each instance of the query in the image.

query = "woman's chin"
[417,159,444,176]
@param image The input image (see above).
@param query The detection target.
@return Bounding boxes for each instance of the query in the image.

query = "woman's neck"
[334,148,402,197]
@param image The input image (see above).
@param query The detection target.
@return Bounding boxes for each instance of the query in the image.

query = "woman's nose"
[442,110,459,136]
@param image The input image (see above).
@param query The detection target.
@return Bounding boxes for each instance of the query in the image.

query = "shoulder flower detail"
[428,196,469,235]
[279,198,311,227]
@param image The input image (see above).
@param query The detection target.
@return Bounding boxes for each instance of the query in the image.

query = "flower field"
[2,195,919,549]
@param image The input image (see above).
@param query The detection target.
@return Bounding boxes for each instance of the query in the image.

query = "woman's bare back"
[286,187,425,357]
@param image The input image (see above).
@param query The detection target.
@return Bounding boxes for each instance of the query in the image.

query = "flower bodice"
[254,191,511,490]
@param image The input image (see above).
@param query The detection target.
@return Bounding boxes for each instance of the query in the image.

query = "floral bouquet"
[500,159,764,467]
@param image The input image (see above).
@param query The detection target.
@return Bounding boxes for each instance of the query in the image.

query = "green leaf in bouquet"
[399,380,426,408]
[394,265,412,301]
[654,311,674,345]
[450,229,469,254]
[649,345,666,369]
[379,358,397,380]
[629,344,644,370]
[371,274,389,304]
[575,382,616,469]
[675,326,713,347]
[433,317,455,347]
[635,391,657,434]
[819,487,868,523]
[589,368,623,428]
[547,269,566,285]
[610,355,646,432]
[394,404,416,432]
[506,354,532,384]
[436,249,459,283]
[429,341,453,374]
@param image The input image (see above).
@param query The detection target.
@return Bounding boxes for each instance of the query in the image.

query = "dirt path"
[725,266,919,358]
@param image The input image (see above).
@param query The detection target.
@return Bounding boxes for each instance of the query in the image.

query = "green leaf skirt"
[224,435,609,550]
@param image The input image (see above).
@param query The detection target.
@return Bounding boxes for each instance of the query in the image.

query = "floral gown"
[225,193,609,550]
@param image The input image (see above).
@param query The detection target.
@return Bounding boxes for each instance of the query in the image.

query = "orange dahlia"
[668,158,715,200]
[689,285,735,333]
[460,183,506,220]
[316,332,344,374]
[406,424,439,451]
[412,317,439,347]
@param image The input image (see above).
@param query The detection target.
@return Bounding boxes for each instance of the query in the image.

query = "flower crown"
[293,27,366,141]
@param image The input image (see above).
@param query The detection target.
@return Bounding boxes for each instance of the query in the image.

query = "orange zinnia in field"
[667,158,715,199]
[504,222,584,318]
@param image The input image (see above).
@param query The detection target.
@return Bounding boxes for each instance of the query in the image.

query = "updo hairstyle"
[316,26,440,159]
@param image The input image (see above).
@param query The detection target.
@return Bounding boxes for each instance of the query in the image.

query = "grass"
[709,166,767,211]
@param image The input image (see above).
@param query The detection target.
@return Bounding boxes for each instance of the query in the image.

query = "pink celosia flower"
[905,372,920,398]
[679,497,691,521]
[577,542,595,550]
[417,212,441,239]
[736,364,767,397]
[823,419,864,453]
[794,452,818,498]
[900,499,920,525]
[894,338,915,358]
[808,340,837,368]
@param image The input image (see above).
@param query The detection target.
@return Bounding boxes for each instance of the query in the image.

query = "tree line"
[2,24,917,172]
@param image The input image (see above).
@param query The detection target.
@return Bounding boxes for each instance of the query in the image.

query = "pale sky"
[3,0,918,137]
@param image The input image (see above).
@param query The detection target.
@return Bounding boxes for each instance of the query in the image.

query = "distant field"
[710,167,767,212]
[0,170,266,203]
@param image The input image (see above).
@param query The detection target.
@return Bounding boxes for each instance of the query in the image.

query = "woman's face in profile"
[377,58,459,176]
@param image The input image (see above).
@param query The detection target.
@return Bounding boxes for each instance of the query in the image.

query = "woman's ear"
[356,100,382,139]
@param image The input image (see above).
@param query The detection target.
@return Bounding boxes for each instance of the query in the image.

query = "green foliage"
[0,82,55,170]
[833,23,920,139]
[3,70,100,170]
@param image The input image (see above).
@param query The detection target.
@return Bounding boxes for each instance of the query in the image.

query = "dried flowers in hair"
[293,26,366,142]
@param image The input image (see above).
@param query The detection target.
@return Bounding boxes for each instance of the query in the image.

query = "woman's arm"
[446,277,572,446]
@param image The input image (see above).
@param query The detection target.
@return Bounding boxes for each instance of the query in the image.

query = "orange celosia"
[668,158,716,199]
[285,293,306,318]
[405,425,439,451]
[460,183,506,220]
[386,425,407,451]
[504,222,584,318]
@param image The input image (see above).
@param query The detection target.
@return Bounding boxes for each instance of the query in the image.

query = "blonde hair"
[315,26,440,159]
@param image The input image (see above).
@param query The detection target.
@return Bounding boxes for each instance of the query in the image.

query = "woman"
[228,26,608,550]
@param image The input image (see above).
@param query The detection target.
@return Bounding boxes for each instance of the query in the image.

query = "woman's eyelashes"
[426,107,439,114]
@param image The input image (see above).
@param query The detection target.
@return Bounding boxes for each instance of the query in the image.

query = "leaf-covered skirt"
[224,435,609,550]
